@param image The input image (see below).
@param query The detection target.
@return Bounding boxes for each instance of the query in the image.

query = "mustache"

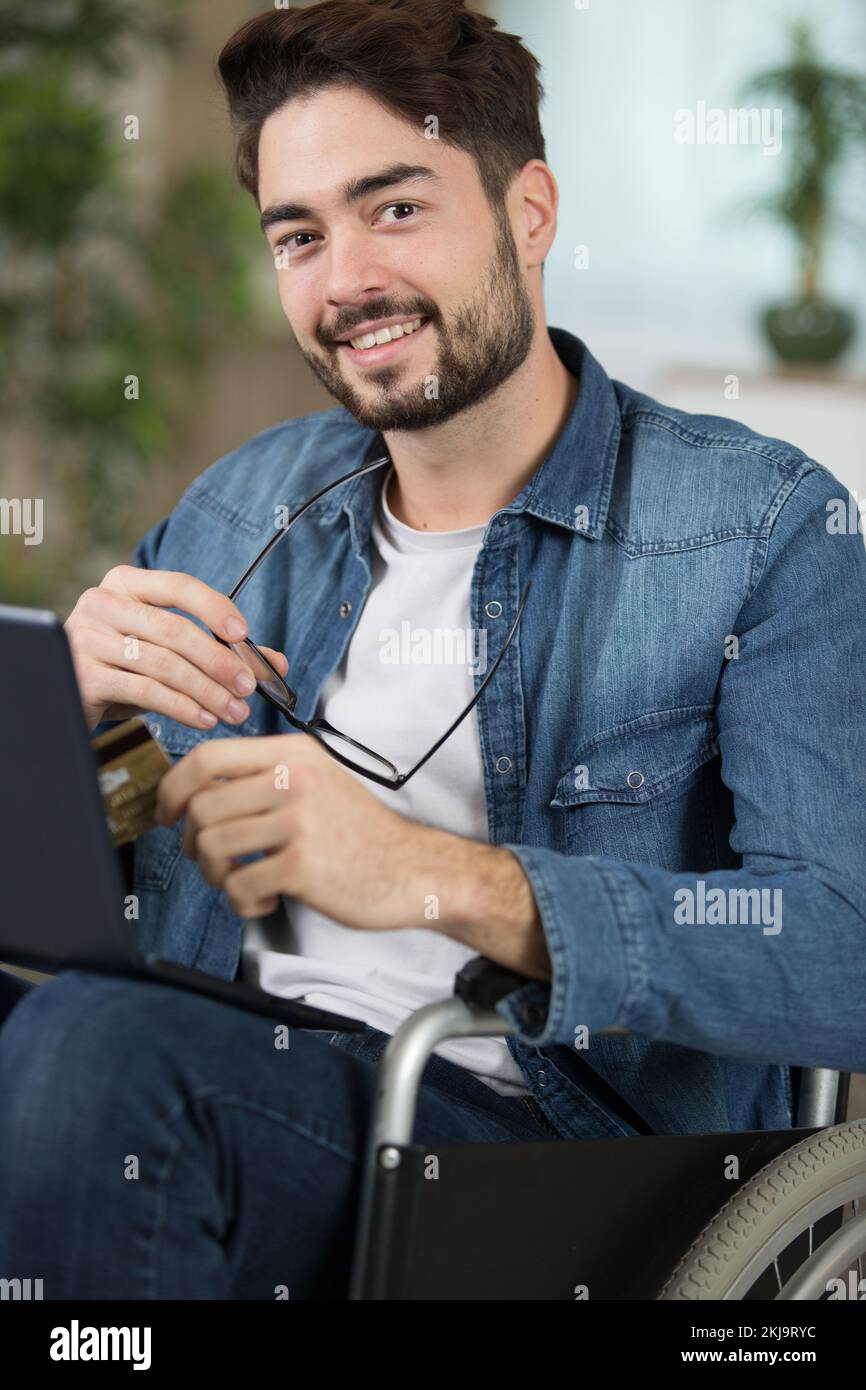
[320,307,437,347]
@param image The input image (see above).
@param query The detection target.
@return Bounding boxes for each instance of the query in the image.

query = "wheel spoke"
[778,1207,866,1299]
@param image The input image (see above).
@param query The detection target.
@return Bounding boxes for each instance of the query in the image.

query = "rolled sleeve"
[496,847,635,1047]
[493,466,866,1074]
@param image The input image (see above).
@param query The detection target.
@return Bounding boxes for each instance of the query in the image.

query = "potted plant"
[745,20,866,366]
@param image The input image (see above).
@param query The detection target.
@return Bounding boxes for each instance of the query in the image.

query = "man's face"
[257,85,535,433]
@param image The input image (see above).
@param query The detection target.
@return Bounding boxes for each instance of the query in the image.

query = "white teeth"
[348,317,424,351]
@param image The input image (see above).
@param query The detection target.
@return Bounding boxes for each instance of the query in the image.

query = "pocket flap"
[551,705,719,808]
[142,715,264,758]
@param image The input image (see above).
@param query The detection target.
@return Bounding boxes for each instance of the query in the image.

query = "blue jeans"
[0,967,554,1299]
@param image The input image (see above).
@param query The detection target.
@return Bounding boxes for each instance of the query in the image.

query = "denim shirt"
[118,327,866,1142]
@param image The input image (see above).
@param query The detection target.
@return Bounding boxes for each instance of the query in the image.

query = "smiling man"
[1,0,865,1301]
[261,140,538,439]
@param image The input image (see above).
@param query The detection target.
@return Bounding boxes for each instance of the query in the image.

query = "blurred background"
[1,0,864,611]
[1,0,865,1109]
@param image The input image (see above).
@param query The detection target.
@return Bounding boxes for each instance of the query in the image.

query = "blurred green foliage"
[745,19,866,301]
[0,0,262,607]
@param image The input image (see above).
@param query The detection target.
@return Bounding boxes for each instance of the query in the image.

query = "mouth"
[335,315,432,368]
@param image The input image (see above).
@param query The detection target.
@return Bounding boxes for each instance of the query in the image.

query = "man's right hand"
[65,566,289,733]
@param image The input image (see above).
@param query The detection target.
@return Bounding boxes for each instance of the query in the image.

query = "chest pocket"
[550,705,721,870]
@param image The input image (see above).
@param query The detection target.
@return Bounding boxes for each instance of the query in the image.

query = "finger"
[259,646,290,675]
[79,589,262,702]
[158,734,312,824]
[224,853,292,919]
[82,664,224,733]
[194,812,291,885]
[101,565,252,643]
[83,626,252,728]
[182,771,282,855]
[236,894,280,919]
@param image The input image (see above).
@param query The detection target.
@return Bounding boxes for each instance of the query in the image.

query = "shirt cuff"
[496,844,639,1047]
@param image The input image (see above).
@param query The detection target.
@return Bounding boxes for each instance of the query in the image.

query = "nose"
[322,228,390,326]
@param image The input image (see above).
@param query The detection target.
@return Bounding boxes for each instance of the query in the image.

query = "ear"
[512,159,559,270]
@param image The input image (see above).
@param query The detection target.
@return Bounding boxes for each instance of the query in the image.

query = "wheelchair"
[348,957,866,1300]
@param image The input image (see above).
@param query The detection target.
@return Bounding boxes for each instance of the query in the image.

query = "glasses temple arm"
[228,453,391,602]
[395,581,532,787]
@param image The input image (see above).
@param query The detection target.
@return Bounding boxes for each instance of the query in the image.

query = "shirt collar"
[317,327,621,543]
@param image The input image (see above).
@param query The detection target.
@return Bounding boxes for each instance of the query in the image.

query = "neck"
[382,324,580,531]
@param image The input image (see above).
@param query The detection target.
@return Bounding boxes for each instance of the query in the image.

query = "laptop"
[0,604,365,1032]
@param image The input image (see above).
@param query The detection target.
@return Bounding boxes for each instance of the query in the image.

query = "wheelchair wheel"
[658,1120,866,1300]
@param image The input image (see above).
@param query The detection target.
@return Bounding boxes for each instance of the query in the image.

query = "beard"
[293,207,536,433]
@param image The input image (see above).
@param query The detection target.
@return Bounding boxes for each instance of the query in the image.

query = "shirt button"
[495,756,513,774]
[339,601,352,618]
[536,1070,548,1087]
[626,770,645,789]
[484,600,503,619]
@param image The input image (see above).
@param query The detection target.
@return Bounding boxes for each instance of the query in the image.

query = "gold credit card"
[91,717,174,848]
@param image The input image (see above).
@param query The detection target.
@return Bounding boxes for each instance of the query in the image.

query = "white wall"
[488,0,866,389]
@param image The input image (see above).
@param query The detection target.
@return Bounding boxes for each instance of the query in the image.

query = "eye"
[377,201,421,225]
[274,231,318,254]
[272,202,421,257]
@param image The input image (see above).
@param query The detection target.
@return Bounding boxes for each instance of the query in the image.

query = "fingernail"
[224,618,248,641]
[200,711,218,727]
[228,699,249,721]
[234,671,256,696]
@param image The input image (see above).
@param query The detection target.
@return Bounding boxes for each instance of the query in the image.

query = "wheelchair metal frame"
[348,957,849,1299]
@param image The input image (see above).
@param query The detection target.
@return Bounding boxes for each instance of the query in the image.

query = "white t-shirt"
[241,465,530,1097]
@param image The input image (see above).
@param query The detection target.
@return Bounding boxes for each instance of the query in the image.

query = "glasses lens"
[312,724,398,780]
[231,640,294,707]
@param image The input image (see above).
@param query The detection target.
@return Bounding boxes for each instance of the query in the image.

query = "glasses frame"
[211,453,531,789]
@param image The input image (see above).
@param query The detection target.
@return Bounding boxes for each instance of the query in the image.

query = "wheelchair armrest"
[364,953,618,1158]
[456,953,632,1036]
[361,961,518,1159]
[453,954,534,1010]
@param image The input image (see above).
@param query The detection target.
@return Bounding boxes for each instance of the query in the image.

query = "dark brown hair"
[216,0,546,211]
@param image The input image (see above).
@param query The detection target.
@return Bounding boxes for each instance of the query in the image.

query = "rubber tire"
[658,1120,866,1300]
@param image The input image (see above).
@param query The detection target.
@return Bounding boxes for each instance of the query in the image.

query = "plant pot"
[761,297,856,366]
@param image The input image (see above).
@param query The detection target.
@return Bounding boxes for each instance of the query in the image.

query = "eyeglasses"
[211,453,530,789]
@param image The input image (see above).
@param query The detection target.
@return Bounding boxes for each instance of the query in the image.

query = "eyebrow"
[259,163,442,235]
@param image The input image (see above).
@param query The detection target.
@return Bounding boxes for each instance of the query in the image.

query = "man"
[1,0,864,1299]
